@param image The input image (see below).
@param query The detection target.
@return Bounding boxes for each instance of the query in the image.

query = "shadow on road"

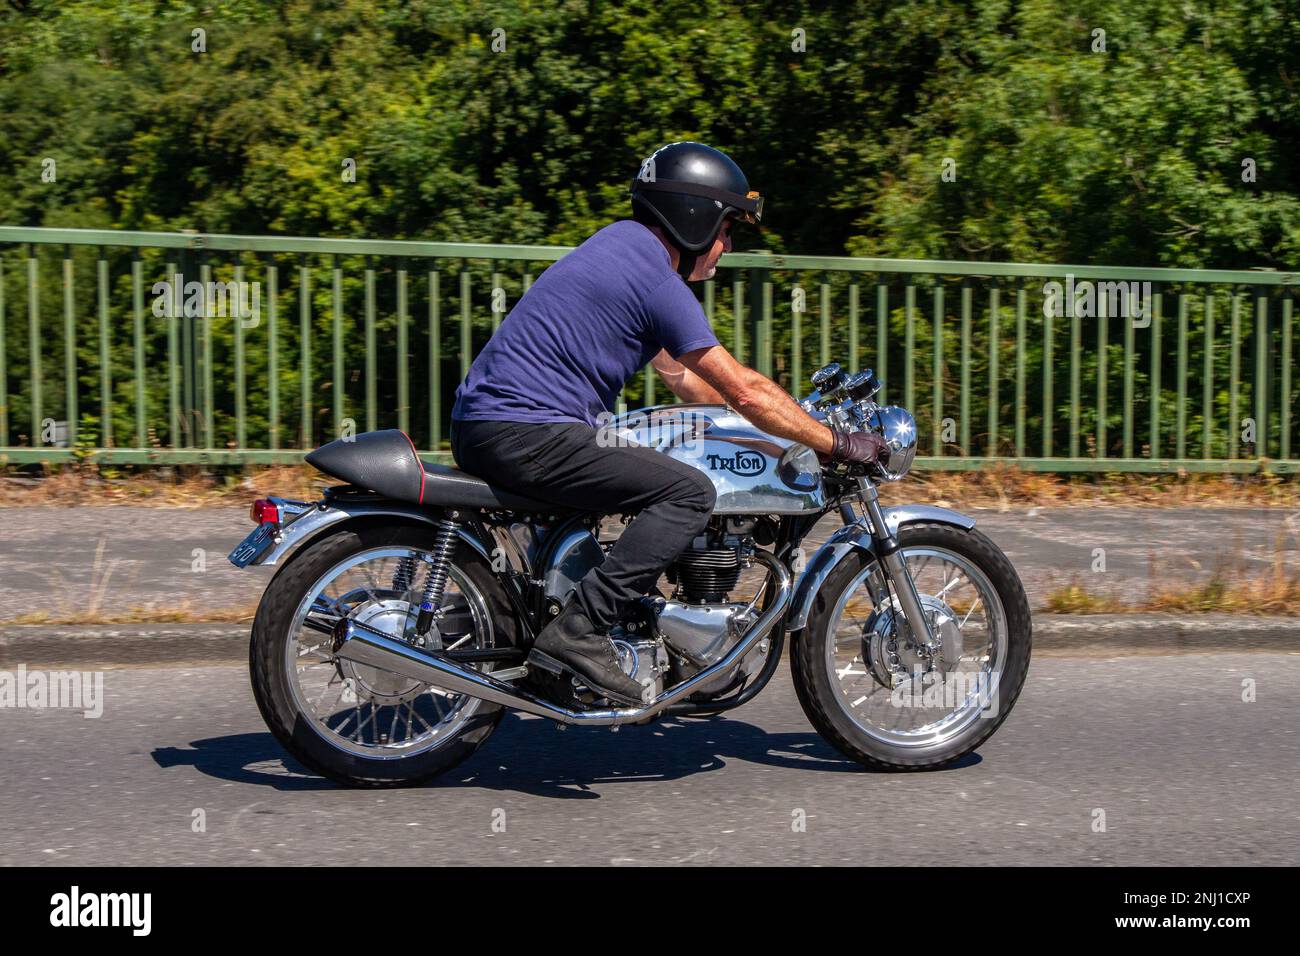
[152,711,979,796]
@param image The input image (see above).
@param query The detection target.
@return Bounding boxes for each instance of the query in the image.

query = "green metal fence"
[0,226,1296,473]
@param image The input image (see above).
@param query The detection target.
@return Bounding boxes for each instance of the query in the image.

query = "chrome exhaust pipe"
[333,549,792,726]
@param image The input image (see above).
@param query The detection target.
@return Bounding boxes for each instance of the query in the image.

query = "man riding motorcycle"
[449,141,886,705]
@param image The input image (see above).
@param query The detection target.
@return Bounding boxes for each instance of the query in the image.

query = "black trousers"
[450,418,717,631]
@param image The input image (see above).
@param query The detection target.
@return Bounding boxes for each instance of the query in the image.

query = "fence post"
[331,256,343,441]
[133,258,146,449]
[848,283,859,376]
[1202,292,1214,459]
[989,283,1000,457]
[63,250,77,449]
[1176,293,1188,460]
[201,258,214,453]
[1015,286,1026,457]
[429,269,441,449]
[460,267,472,382]
[903,282,914,411]
[28,251,41,447]
[1149,286,1162,460]
[365,260,376,433]
[1229,290,1241,459]
[819,281,830,370]
[397,261,409,436]
[98,252,113,448]
[875,283,887,405]
[267,259,279,450]
[299,260,312,450]
[1044,285,1055,458]
[1069,283,1080,459]
[0,257,7,446]
[960,280,971,455]
[1282,295,1293,461]
[1254,287,1268,460]
[932,282,944,457]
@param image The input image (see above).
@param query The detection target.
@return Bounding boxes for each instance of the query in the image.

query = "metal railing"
[0,225,1296,473]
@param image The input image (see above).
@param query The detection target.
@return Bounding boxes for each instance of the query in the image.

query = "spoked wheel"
[250,520,519,787]
[792,523,1031,770]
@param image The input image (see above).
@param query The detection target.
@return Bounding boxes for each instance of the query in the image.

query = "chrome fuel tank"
[605,404,826,515]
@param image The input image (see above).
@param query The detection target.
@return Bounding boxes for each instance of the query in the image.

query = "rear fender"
[226,495,493,569]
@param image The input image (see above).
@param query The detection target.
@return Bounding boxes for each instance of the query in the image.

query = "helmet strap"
[631,197,701,280]
[675,249,697,281]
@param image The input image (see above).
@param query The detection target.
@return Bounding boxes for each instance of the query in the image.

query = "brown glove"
[818,427,889,467]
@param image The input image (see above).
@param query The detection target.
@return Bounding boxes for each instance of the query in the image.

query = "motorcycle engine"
[538,514,776,703]
[665,519,750,603]
[647,516,772,694]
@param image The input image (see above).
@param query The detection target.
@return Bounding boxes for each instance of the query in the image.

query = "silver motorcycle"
[231,362,1031,786]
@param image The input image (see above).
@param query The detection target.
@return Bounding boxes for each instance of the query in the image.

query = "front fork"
[842,478,939,657]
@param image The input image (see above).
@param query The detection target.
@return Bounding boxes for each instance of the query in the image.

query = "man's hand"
[820,428,889,468]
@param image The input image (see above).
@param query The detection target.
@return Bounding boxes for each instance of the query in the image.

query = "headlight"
[867,406,918,481]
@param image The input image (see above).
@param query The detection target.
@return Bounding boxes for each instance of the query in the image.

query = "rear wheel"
[249,520,518,787]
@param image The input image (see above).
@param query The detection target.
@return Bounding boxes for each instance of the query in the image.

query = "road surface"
[1,651,1295,866]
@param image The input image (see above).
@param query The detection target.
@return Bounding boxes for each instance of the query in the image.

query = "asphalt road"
[1,651,1296,866]
[2,504,1298,621]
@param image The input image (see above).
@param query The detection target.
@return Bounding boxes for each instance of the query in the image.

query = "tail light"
[250,499,280,525]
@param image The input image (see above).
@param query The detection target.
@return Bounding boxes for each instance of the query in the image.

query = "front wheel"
[249,520,518,787]
[792,522,1031,770]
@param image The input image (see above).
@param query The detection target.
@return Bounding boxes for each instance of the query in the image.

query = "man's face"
[690,216,734,281]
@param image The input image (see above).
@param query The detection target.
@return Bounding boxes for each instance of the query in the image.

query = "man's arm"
[650,348,726,405]
[675,345,836,455]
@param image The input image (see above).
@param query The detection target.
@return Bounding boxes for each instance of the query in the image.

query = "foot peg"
[526,648,646,706]
[526,649,567,679]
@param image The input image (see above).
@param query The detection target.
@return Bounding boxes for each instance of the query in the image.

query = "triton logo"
[706,451,765,476]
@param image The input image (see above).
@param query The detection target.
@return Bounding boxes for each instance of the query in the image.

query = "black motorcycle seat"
[305,429,580,514]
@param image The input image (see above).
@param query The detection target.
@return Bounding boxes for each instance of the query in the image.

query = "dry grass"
[1042,582,1129,614]
[0,463,328,508]
[1044,550,1300,616]
[4,599,259,627]
[1144,568,1300,615]
[3,460,1298,509]
[891,464,1300,510]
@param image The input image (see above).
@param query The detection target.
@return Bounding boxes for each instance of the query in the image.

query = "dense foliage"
[0,1,1296,457]
[4,0,1296,266]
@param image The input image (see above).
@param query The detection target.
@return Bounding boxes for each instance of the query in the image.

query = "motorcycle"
[230,362,1031,786]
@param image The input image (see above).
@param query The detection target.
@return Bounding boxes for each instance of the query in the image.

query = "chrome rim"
[823,546,1007,749]
[285,546,495,759]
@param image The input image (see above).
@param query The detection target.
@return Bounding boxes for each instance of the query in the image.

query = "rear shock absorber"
[415,516,460,638]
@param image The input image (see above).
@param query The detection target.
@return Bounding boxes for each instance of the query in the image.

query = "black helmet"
[630,141,763,280]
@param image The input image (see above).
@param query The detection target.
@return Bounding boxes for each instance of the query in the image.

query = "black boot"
[527,597,647,705]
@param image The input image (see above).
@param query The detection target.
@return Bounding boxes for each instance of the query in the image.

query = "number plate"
[227,523,277,568]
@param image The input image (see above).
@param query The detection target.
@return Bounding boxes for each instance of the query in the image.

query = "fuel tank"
[605,404,826,515]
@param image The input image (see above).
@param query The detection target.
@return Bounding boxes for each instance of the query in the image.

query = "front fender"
[227,497,493,569]
[786,505,976,632]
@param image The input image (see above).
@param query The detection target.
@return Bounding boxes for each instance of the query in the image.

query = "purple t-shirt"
[451,220,720,426]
